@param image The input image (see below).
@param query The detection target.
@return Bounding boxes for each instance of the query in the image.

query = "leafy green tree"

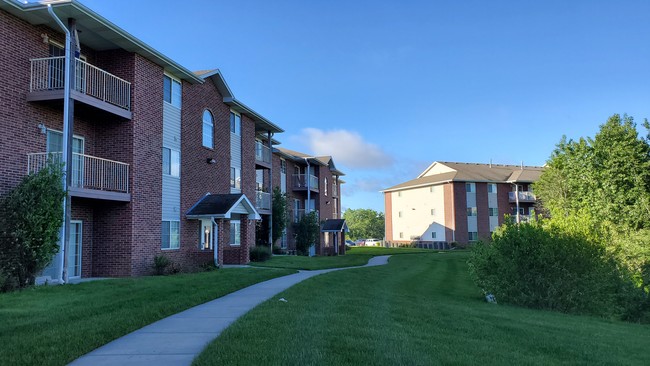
[271,187,288,245]
[0,162,65,291]
[343,208,384,240]
[293,211,319,256]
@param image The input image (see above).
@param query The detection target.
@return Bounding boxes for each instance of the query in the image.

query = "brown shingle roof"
[382,162,544,192]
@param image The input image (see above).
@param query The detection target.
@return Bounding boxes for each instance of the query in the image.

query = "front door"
[67,221,83,278]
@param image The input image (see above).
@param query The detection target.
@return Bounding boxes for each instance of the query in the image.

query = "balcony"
[292,174,319,192]
[293,209,319,223]
[27,152,130,202]
[508,191,536,203]
[255,190,271,211]
[255,141,271,168]
[28,56,132,119]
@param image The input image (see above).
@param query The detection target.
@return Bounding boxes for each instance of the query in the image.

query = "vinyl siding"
[163,101,181,221]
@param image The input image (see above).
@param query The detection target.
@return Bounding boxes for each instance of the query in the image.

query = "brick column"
[217,219,225,267]
[240,215,251,264]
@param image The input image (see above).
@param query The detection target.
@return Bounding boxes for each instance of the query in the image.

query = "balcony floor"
[70,187,131,202]
[27,89,132,120]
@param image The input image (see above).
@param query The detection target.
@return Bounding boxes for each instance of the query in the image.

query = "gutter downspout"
[267,131,273,254]
[304,157,313,256]
[48,5,73,284]
[515,184,521,224]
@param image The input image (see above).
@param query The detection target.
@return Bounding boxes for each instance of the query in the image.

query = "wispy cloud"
[296,128,394,169]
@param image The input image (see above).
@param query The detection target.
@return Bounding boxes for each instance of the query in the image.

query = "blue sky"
[79,0,650,212]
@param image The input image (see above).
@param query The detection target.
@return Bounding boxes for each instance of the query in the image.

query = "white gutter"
[48,3,71,284]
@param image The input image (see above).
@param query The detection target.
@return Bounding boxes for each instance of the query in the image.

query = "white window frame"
[202,109,214,148]
[488,183,497,193]
[467,207,477,217]
[163,74,182,109]
[162,147,180,177]
[324,177,328,196]
[431,232,436,239]
[431,208,436,216]
[230,220,241,246]
[230,167,241,190]
[162,220,180,250]
[398,211,403,218]
[466,183,476,193]
[229,111,241,135]
[399,232,404,239]
[200,219,213,251]
[489,208,499,217]
[468,232,478,241]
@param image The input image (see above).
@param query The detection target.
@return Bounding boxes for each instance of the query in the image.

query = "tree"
[293,211,319,256]
[0,161,65,291]
[343,208,384,240]
[535,114,650,229]
[271,187,288,245]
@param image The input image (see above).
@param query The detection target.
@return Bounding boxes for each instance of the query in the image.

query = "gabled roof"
[383,161,544,192]
[321,219,349,232]
[186,194,261,220]
[274,148,345,176]
[1,0,203,84]
[195,69,234,99]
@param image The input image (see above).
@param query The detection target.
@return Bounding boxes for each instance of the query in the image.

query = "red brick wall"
[241,115,256,254]
[497,183,511,225]
[453,182,468,244]
[443,183,454,242]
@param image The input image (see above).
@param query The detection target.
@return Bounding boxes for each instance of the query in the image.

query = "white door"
[67,221,82,278]
[213,223,219,266]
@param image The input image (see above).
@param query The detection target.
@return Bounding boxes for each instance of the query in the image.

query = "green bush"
[272,245,283,255]
[468,218,635,318]
[153,255,171,275]
[0,161,65,291]
[250,246,272,262]
[293,212,319,256]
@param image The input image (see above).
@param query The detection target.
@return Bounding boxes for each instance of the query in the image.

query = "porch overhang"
[185,193,261,221]
[321,219,349,233]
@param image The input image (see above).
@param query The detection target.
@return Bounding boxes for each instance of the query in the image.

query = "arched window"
[202,110,214,148]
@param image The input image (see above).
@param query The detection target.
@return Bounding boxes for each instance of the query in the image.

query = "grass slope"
[195,252,650,365]
[0,267,294,366]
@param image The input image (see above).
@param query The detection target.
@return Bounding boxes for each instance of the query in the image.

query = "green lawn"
[252,246,437,270]
[0,267,294,366]
[194,252,650,365]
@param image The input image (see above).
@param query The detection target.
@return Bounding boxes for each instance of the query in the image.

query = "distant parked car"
[355,239,366,246]
[345,240,356,246]
[365,239,381,246]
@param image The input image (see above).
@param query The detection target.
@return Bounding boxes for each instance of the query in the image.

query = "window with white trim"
[230,221,241,246]
[202,110,214,148]
[431,232,437,239]
[229,111,241,135]
[161,221,180,249]
[163,74,181,108]
[467,207,477,216]
[430,208,436,216]
[324,177,328,196]
[487,183,497,193]
[468,232,478,241]
[162,148,180,177]
[489,208,499,217]
[399,232,404,239]
[466,183,475,193]
[398,211,403,218]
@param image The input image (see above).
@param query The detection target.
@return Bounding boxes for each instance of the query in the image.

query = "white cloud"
[298,128,393,169]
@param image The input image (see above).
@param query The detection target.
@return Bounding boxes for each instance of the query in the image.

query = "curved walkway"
[69,255,391,366]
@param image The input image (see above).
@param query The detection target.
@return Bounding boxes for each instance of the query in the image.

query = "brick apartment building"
[383,162,543,246]
[272,148,346,255]
[0,0,341,282]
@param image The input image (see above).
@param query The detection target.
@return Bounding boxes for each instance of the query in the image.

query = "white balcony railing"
[27,152,129,193]
[508,191,536,202]
[30,56,131,111]
[292,174,319,191]
[255,141,271,164]
[255,190,271,211]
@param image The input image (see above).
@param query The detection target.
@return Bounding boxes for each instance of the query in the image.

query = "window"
[430,186,435,193]
[324,177,328,196]
[161,221,180,249]
[200,219,213,250]
[202,110,214,148]
[431,232,437,239]
[229,112,241,135]
[468,232,478,241]
[398,211,403,218]
[467,207,477,216]
[163,74,181,108]
[466,183,475,193]
[399,232,404,239]
[488,183,497,193]
[230,221,241,246]
[162,148,180,177]
[230,167,241,189]
[398,192,402,197]
[431,208,436,216]
[489,208,499,217]
[280,159,287,173]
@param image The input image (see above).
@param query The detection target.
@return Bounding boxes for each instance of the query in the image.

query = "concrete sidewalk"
[68,255,391,366]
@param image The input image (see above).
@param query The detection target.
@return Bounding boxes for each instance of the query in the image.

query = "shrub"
[272,245,283,255]
[0,161,65,291]
[250,246,272,262]
[468,218,634,318]
[293,212,319,256]
[153,255,171,275]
